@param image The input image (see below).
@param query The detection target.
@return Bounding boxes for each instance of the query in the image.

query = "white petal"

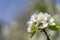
[50,17,54,22]
[52,23,55,25]
[27,21,33,27]
[43,13,49,20]
[27,27,31,32]
[38,13,44,21]
[42,22,48,28]
[39,22,48,29]
[48,17,55,25]
[39,12,43,14]
[30,14,38,21]
[43,23,48,28]
[49,22,55,25]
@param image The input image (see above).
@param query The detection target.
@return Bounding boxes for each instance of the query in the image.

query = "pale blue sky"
[56,0,60,5]
[0,0,29,23]
[0,0,60,23]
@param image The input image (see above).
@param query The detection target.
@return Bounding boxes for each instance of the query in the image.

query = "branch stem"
[43,29,50,40]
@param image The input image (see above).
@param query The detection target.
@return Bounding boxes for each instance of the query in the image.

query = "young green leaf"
[29,31,36,38]
[29,27,39,38]
[31,27,38,31]
[48,25,60,31]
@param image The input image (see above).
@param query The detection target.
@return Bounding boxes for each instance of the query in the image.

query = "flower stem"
[43,29,50,40]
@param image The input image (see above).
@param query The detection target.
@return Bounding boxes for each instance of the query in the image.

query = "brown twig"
[43,29,50,40]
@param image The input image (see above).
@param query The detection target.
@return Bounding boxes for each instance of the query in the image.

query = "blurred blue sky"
[0,0,60,23]
[56,0,60,5]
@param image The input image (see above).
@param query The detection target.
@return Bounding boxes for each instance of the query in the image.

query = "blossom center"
[38,23,43,27]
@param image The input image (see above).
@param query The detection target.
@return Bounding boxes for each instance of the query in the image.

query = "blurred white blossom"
[27,12,55,32]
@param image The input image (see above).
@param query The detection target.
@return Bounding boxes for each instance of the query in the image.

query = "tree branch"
[43,29,50,40]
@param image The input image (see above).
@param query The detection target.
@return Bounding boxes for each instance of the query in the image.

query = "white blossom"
[27,12,56,32]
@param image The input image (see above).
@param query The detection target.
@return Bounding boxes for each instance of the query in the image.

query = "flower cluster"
[27,12,55,32]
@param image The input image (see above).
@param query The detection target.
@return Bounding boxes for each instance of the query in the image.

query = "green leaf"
[29,31,36,38]
[48,25,60,31]
[31,27,38,31]
[29,27,39,38]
